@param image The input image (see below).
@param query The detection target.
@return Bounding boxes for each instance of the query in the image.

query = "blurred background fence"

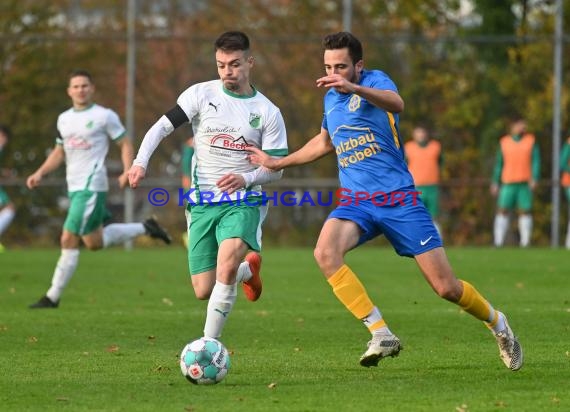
[0,0,569,248]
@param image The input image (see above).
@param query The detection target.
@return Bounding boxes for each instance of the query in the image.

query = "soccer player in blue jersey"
[247,32,523,371]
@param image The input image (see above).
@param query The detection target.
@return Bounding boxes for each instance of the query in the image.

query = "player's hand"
[529,180,537,191]
[490,183,499,197]
[182,176,191,190]
[246,146,279,170]
[316,74,356,93]
[26,171,43,189]
[118,172,129,189]
[217,173,246,195]
[127,165,146,189]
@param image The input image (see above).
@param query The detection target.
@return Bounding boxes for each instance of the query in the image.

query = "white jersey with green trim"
[178,79,288,203]
[56,103,126,192]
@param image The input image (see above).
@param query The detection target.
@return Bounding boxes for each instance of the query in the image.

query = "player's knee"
[84,243,103,251]
[193,288,211,300]
[434,282,461,302]
[313,245,339,271]
[313,245,329,267]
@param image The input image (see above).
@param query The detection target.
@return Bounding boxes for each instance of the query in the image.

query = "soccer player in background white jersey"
[128,31,288,341]
[27,69,172,309]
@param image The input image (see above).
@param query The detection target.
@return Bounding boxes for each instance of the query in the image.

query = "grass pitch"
[1,247,568,411]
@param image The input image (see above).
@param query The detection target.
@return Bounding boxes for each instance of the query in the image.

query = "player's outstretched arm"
[247,129,334,171]
[26,145,65,189]
[130,113,180,189]
[117,138,134,189]
[316,74,404,113]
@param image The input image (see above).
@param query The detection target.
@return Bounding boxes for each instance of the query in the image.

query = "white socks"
[0,207,15,236]
[518,214,532,247]
[565,221,570,250]
[488,311,507,334]
[203,281,237,339]
[102,223,146,247]
[493,214,509,247]
[46,249,80,302]
[235,261,252,283]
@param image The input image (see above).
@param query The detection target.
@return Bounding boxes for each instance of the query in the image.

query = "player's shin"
[328,265,390,334]
[203,281,237,339]
[458,280,505,332]
[46,249,80,302]
[102,223,146,247]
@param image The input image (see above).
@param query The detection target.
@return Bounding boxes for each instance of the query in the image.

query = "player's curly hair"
[322,32,363,65]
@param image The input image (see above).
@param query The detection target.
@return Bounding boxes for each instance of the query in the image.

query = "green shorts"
[63,190,108,235]
[0,187,11,206]
[497,183,532,211]
[416,185,439,217]
[187,203,266,275]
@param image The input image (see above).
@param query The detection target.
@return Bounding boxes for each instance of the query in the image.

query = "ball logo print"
[180,337,231,385]
[189,365,203,379]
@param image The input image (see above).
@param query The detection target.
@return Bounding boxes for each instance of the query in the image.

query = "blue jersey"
[322,69,414,195]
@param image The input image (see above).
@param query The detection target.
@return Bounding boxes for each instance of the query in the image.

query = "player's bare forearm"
[248,131,333,171]
[353,86,404,113]
[280,132,333,168]
[26,145,65,189]
[316,74,404,113]
[118,138,135,188]
[118,138,135,172]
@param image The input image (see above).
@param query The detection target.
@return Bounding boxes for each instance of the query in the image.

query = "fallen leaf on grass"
[162,298,173,306]
[27,336,38,343]
[268,382,277,389]
[106,345,120,353]
[56,397,69,402]
[455,404,468,412]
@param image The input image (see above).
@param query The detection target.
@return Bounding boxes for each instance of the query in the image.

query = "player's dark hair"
[214,31,250,52]
[0,124,11,139]
[322,32,363,65]
[68,69,93,84]
[510,115,525,124]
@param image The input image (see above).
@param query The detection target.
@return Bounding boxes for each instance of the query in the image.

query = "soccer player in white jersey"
[27,69,172,309]
[128,31,288,340]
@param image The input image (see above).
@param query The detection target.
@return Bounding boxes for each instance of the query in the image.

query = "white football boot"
[359,332,402,367]
[493,313,523,371]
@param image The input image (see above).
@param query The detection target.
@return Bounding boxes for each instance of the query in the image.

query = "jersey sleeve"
[368,71,399,93]
[55,116,64,145]
[261,108,288,157]
[321,112,328,132]
[176,85,200,122]
[105,109,127,140]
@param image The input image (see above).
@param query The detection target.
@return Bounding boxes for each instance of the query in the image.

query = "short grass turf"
[1,247,569,411]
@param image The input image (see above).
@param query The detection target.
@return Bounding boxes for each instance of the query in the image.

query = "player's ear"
[355,60,364,73]
[247,55,255,67]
